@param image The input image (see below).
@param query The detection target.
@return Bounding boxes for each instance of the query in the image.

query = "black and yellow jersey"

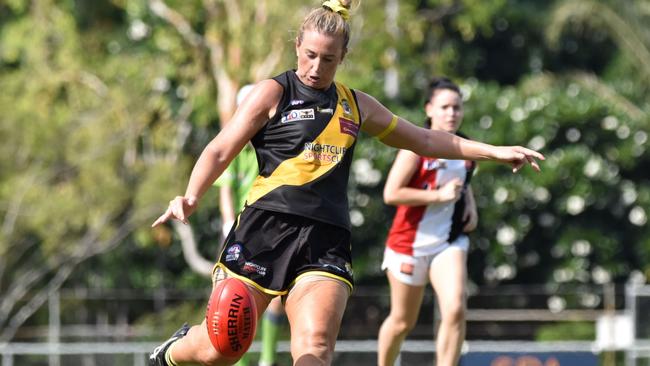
[245,70,362,230]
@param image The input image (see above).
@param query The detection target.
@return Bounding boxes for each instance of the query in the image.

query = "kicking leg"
[152,280,272,366]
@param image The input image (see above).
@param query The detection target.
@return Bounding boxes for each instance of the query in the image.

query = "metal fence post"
[2,353,13,366]
[48,290,61,366]
[135,352,146,366]
[626,284,636,366]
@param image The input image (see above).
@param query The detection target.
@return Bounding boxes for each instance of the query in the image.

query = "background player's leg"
[258,297,285,366]
[429,247,467,366]
[377,270,425,366]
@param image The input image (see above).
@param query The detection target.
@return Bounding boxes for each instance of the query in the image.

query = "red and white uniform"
[386,157,476,257]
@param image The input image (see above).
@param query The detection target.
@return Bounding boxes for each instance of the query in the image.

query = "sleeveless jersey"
[386,155,476,256]
[245,70,362,230]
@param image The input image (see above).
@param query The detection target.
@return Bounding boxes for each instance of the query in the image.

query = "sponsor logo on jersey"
[290,99,305,106]
[225,243,242,262]
[339,117,359,137]
[302,142,347,165]
[317,106,334,114]
[424,159,447,170]
[242,261,267,276]
[341,99,352,115]
[281,108,315,123]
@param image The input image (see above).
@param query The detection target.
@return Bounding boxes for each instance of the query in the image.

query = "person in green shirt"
[214,142,258,238]
[213,84,285,366]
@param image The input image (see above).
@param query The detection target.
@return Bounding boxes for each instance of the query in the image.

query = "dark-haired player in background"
[378,78,477,366]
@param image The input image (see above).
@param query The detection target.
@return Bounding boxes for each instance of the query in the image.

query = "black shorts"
[215,207,354,296]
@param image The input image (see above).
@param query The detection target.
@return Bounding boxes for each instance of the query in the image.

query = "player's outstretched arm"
[356,91,545,172]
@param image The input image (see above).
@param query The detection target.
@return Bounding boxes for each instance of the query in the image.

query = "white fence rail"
[0,340,599,366]
[6,283,650,365]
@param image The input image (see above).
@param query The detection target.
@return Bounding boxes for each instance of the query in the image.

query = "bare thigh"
[429,247,467,311]
[386,269,426,327]
[284,276,350,363]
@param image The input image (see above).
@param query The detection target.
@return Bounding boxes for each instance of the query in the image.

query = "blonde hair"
[298,0,353,50]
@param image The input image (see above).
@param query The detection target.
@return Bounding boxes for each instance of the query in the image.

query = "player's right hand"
[436,179,463,203]
[151,195,198,227]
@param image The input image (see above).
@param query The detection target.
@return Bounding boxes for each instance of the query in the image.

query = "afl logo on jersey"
[281,108,315,123]
[225,243,243,262]
[341,99,352,116]
[290,99,305,106]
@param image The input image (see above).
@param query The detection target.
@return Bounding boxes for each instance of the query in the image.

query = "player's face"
[295,29,346,90]
[425,89,464,133]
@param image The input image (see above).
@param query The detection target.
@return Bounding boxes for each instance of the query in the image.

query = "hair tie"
[322,0,350,21]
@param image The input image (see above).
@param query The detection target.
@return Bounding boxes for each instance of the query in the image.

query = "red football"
[206,277,257,358]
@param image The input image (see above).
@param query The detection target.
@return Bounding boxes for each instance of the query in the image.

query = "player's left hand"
[492,146,545,173]
[462,202,478,232]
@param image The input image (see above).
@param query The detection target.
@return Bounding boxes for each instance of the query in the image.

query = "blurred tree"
[142,0,305,125]
[545,0,648,126]
[0,0,187,340]
[2,0,649,339]
[461,76,649,291]
[547,0,650,83]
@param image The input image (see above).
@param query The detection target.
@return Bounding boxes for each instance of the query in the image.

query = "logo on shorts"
[225,244,242,262]
[242,261,267,277]
[400,263,414,275]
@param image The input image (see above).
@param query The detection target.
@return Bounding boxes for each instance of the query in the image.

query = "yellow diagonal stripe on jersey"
[246,83,359,205]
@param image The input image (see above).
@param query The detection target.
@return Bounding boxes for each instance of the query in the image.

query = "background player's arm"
[463,185,478,232]
[383,150,463,206]
[219,185,236,235]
